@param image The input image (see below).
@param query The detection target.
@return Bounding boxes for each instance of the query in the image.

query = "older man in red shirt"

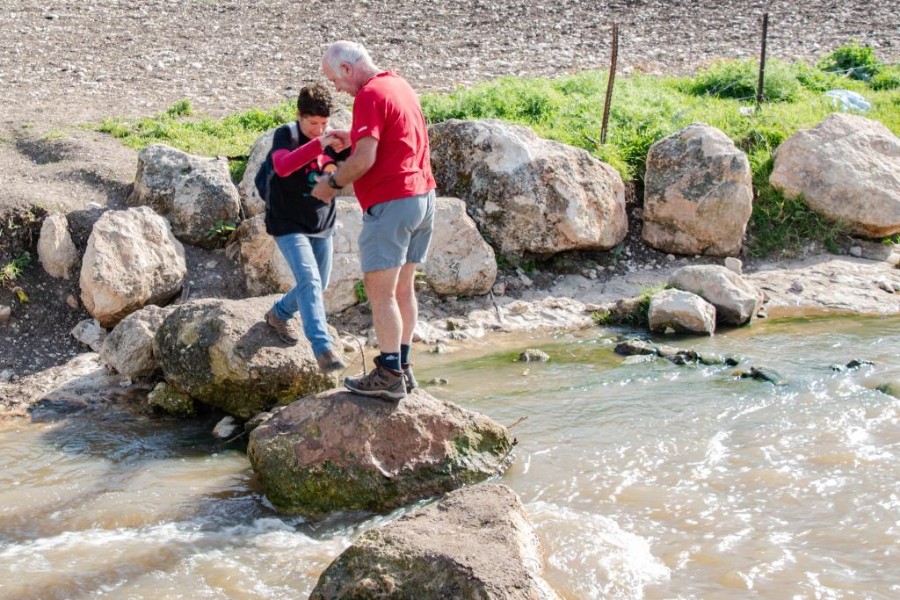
[312,40,436,401]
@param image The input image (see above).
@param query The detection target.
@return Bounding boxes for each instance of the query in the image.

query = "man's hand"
[321,129,351,152]
[311,175,337,203]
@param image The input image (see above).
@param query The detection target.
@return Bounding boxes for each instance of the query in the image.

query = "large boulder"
[128,143,241,249]
[423,197,496,296]
[99,305,173,379]
[648,289,716,335]
[769,113,900,239]
[37,213,78,279]
[247,388,514,516]
[429,119,627,256]
[153,295,338,419]
[643,123,753,256]
[669,264,763,326]
[80,206,186,328]
[311,483,559,600]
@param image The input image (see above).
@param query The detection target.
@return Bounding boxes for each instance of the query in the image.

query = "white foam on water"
[527,501,670,600]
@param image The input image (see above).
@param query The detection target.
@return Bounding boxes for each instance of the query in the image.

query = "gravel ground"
[0,0,897,385]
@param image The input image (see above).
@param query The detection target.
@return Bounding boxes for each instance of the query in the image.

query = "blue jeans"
[272,232,333,357]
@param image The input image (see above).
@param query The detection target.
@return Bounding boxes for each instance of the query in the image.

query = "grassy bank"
[97,44,900,258]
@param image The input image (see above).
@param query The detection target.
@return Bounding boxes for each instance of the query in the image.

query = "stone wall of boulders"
[29,112,900,345]
[19,111,895,417]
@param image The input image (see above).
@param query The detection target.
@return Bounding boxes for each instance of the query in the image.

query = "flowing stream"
[1,315,898,599]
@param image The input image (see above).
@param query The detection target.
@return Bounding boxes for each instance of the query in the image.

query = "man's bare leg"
[396,262,420,391]
[396,262,419,345]
[342,265,407,401]
[364,266,402,356]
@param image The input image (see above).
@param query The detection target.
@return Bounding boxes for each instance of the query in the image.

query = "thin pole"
[756,13,769,110]
[600,23,618,144]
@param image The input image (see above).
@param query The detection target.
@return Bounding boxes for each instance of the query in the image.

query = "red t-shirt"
[350,72,436,210]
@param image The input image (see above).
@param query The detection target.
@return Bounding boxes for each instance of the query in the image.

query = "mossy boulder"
[153,295,337,419]
[247,389,514,516]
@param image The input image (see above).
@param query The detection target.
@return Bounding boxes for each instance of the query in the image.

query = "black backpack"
[254,121,299,204]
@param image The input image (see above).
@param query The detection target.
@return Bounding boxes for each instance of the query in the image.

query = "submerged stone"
[519,348,550,362]
[737,366,788,386]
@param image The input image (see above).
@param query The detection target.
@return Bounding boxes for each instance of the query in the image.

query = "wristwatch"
[327,174,342,190]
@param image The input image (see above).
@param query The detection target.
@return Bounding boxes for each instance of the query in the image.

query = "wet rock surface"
[310,483,557,600]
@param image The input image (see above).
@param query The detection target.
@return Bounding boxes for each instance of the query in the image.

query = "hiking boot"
[402,363,417,393]
[344,356,407,401]
[265,307,300,345]
[317,348,347,374]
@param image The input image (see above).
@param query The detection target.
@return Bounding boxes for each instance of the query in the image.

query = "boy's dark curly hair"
[297,83,334,117]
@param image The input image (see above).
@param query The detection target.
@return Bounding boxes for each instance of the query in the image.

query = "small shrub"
[1,252,31,286]
[205,220,236,242]
[354,280,367,304]
[793,62,846,91]
[593,285,665,327]
[685,59,802,102]
[871,66,900,91]
[817,42,880,81]
[590,309,612,325]
[2,252,32,300]
[166,99,193,118]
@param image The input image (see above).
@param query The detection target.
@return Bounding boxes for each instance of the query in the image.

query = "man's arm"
[311,136,378,203]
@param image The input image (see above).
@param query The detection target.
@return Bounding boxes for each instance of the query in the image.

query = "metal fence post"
[756,12,769,110]
[600,23,618,144]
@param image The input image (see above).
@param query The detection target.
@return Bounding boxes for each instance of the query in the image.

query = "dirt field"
[0,0,897,381]
[2,0,897,123]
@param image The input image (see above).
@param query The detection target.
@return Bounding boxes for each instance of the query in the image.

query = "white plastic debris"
[824,89,871,113]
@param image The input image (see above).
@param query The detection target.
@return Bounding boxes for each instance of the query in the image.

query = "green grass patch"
[98,99,295,179]
[746,148,847,257]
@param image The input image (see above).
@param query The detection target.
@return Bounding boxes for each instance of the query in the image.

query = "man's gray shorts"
[359,189,436,273]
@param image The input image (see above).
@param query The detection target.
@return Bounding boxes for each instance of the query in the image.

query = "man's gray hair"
[323,41,375,72]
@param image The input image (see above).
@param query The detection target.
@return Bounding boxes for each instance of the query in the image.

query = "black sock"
[400,344,411,367]
[380,352,401,372]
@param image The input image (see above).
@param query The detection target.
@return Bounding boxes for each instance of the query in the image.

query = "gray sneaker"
[317,348,347,374]
[402,363,417,393]
[265,307,300,344]
[344,356,407,401]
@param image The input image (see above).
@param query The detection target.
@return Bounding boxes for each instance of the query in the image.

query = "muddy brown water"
[1,315,898,599]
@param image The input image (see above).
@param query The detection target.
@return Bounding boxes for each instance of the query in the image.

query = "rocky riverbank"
[2,0,900,411]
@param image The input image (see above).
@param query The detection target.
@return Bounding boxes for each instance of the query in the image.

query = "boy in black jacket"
[264,83,350,373]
